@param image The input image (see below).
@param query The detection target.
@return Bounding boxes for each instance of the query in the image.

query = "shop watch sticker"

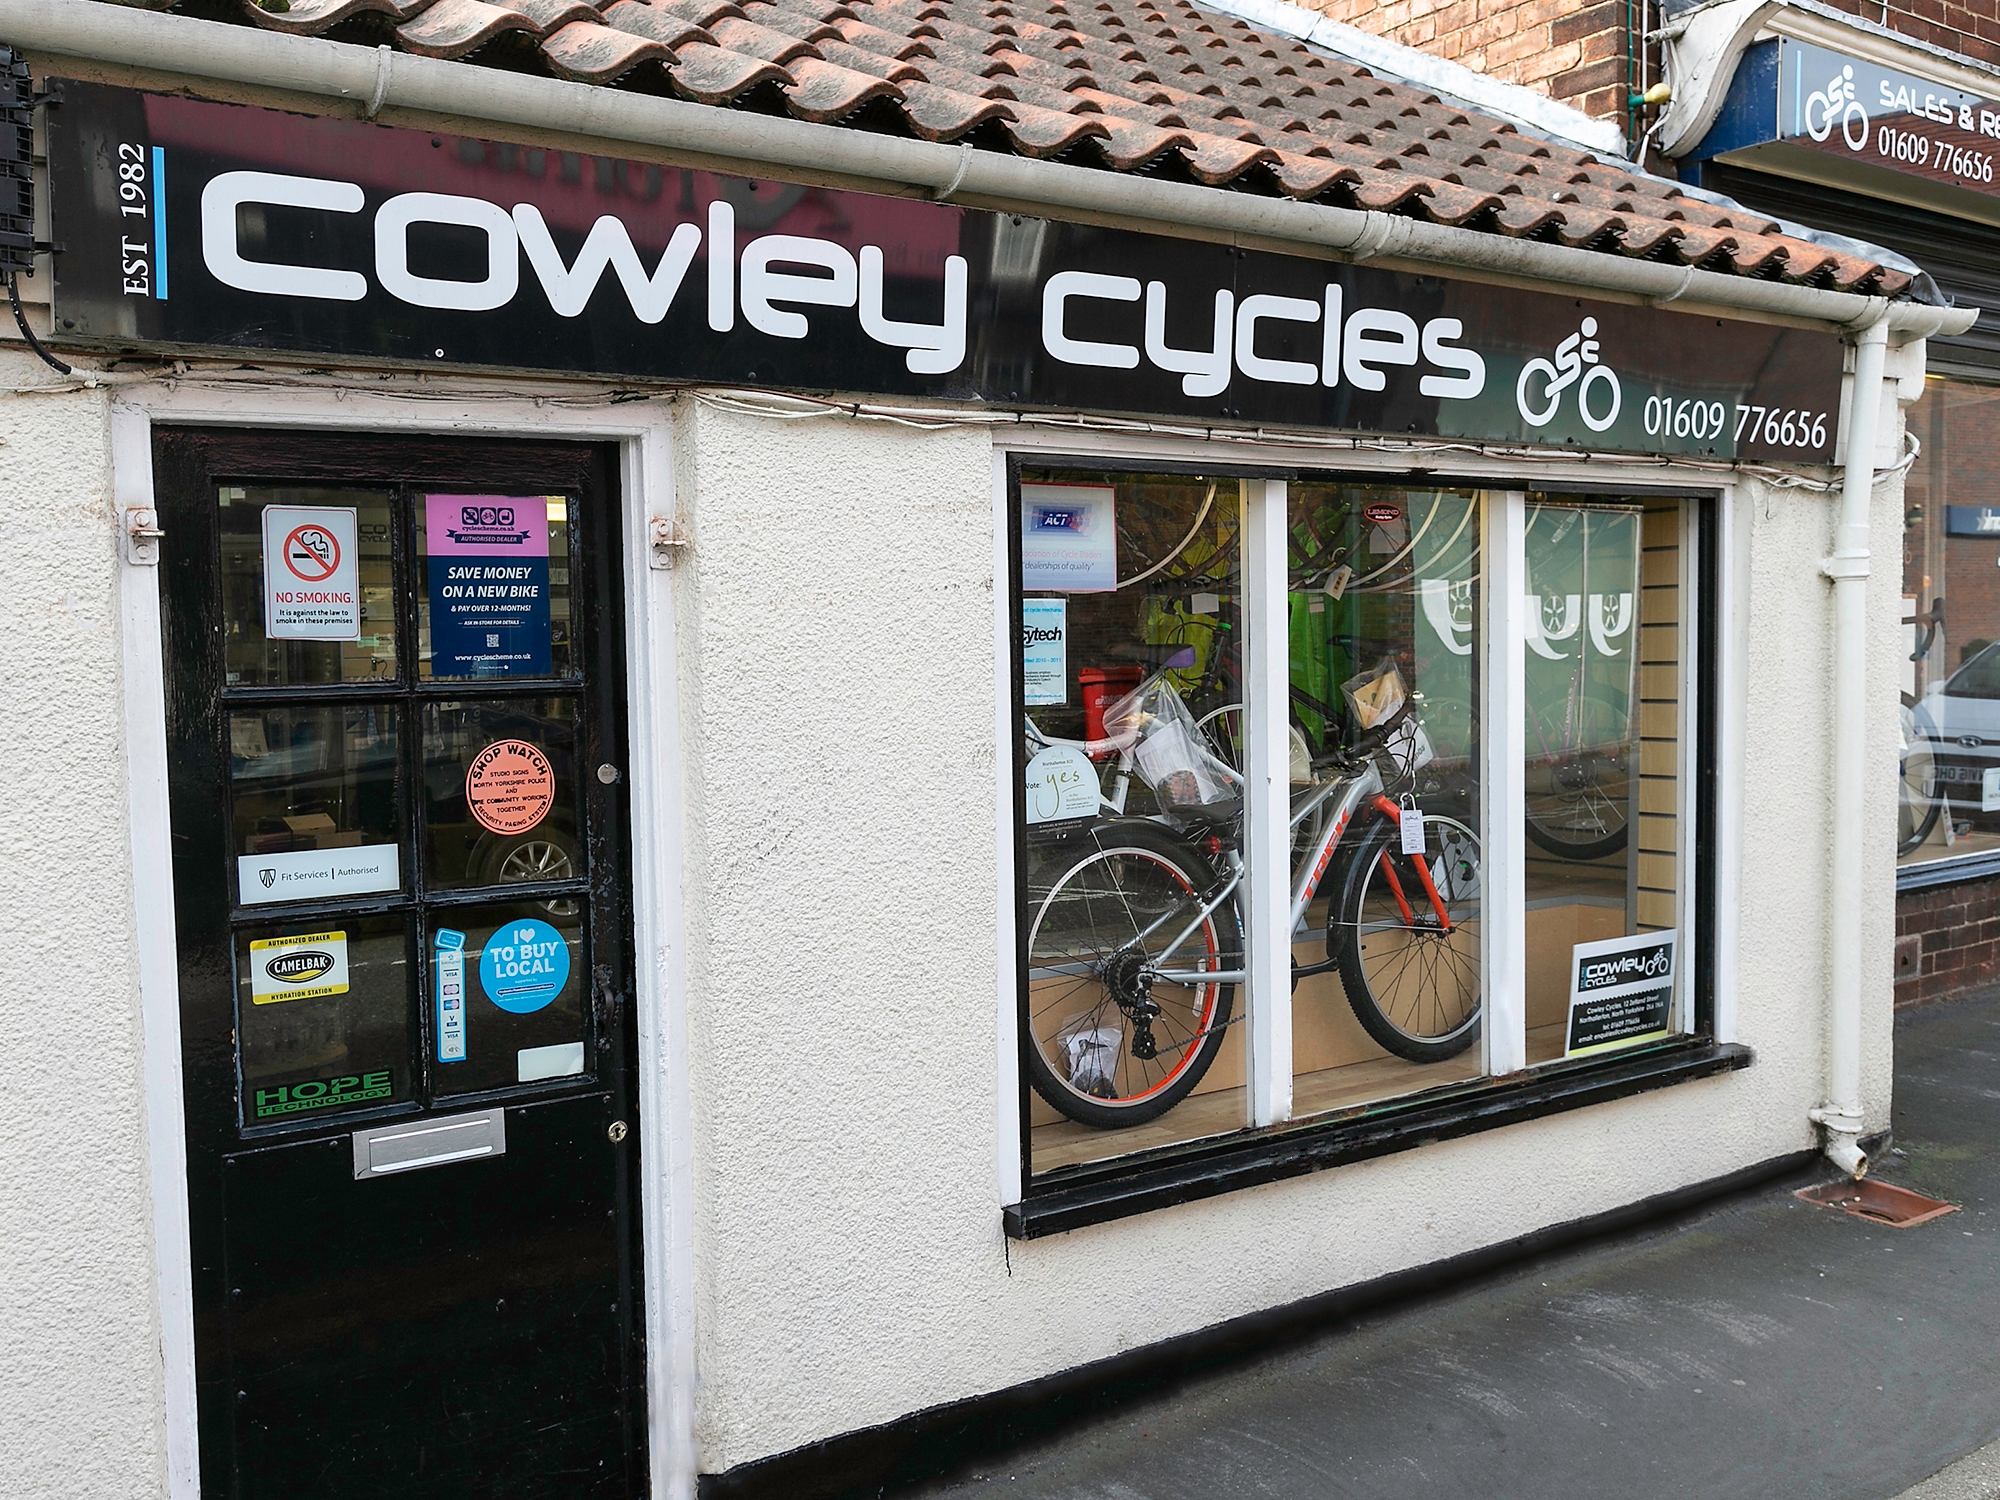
[1565,929,1676,1057]
[466,739,556,835]
[249,930,349,1005]
[426,494,552,677]
[261,505,360,641]
[479,919,572,1015]
[435,928,467,1063]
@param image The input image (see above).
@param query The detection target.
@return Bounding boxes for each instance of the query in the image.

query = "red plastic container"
[1078,665,1145,750]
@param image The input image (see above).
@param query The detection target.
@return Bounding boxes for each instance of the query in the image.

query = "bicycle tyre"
[1900,695,1942,857]
[1331,813,1482,1064]
[1023,820,1239,1129]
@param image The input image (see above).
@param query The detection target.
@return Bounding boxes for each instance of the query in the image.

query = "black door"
[157,429,645,1500]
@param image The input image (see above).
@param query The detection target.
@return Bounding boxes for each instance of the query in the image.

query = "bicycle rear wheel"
[1023,821,1239,1129]
[1332,813,1482,1063]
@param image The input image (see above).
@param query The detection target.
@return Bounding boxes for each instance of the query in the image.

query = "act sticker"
[465,739,555,835]
[479,919,572,1014]
[252,1069,393,1120]
[261,505,360,641]
[248,930,349,1005]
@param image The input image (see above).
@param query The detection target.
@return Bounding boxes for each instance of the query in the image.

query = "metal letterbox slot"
[352,1108,506,1180]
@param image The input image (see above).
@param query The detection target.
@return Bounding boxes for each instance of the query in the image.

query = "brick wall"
[1898,876,2000,1004]
[1807,0,2000,72]
[1308,0,1633,119]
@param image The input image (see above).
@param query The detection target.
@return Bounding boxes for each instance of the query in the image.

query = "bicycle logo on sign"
[1805,64,1870,151]
[1516,318,1621,434]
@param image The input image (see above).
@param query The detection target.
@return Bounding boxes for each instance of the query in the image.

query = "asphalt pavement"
[903,990,2000,1500]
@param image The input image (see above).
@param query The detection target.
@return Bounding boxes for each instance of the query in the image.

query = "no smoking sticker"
[466,739,556,835]
[262,505,360,641]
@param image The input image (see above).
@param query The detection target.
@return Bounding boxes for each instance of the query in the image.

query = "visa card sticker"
[435,927,467,1063]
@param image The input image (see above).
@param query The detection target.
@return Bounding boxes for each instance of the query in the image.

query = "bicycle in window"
[1022,661,1481,1129]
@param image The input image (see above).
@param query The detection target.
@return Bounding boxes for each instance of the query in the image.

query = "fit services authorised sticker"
[465,739,556,835]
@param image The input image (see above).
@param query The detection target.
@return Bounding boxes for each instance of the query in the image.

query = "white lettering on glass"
[1144,282,1234,397]
[513,207,701,322]
[375,192,519,311]
[740,234,858,339]
[1234,293,1320,386]
[859,246,969,374]
[1042,271,1143,368]
[200,171,368,301]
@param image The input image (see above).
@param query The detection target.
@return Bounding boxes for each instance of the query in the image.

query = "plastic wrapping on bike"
[1103,675,1241,824]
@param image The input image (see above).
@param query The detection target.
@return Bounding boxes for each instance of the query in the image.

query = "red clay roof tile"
[111,0,1908,293]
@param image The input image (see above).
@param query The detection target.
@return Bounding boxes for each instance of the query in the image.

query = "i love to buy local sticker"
[478,919,571,1014]
[466,739,556,835]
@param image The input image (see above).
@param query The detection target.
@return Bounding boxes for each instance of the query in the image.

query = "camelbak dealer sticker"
[248,930,350,1006]
[49,81,1841,460]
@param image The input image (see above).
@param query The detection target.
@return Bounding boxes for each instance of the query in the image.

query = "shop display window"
[1901,379,2000,867]
[1012,463,1709,1184]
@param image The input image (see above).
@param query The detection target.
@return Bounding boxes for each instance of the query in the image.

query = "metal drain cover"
[1795,1179,1960,1228]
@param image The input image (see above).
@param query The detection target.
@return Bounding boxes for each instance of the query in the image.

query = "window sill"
[1897,848,2000,893]
[1003,1039,1754,1239]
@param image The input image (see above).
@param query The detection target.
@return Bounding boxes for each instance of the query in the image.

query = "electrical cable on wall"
[7,272,70,375]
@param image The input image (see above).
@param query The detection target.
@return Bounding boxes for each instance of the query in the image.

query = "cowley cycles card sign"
[51,82,1841,460]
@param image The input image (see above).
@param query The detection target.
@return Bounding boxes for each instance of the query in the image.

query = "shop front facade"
[0,0,1968,1497]
[1654,0,2000,1001]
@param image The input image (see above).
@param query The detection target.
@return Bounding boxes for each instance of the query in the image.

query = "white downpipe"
[0,0,1977,341]
[1812,318,1889,1180]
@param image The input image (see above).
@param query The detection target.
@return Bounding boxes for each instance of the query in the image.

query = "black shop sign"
[50,81,1842,460]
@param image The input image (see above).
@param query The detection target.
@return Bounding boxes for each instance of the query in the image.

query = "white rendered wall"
[0,350,168,1500]
[674,398,1906,1476]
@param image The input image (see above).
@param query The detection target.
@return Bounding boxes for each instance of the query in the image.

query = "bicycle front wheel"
[1900,695,1941,857]
[1332,813,1482,1063]
[1023,821,1239,1129]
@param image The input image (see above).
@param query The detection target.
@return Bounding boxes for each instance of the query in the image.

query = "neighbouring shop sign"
[1779,38,2000,198]
[50,82,1842,461]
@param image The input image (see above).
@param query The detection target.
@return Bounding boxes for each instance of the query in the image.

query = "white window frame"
[994,428,1728,1202]
[113,381,697,1500]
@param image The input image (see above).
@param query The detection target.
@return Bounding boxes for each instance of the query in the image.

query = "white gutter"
[1194,0,1627,159]
[1,0,1975,340]
[1809,315,1889,1180]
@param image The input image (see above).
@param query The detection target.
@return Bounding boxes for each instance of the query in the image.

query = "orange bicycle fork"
[1369,794,1453,931]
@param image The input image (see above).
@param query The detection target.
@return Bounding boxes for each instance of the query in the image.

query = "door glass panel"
[1016,469,1251,1175]
[235,914,414,1125]
[1286,483,1484,1116]
[417,494,575,681]
[1522,495,1687,1064]
[229,704,402,907]
[219,486,397,686]
[429,901,588,1096]
[422,697,581,893]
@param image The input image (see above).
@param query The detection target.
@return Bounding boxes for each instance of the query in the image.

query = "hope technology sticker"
[465,739,556,835]
[478,918,571,1015]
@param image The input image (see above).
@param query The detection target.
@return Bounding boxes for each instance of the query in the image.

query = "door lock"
[597,763,620,784]
[607,1120,628,1144]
